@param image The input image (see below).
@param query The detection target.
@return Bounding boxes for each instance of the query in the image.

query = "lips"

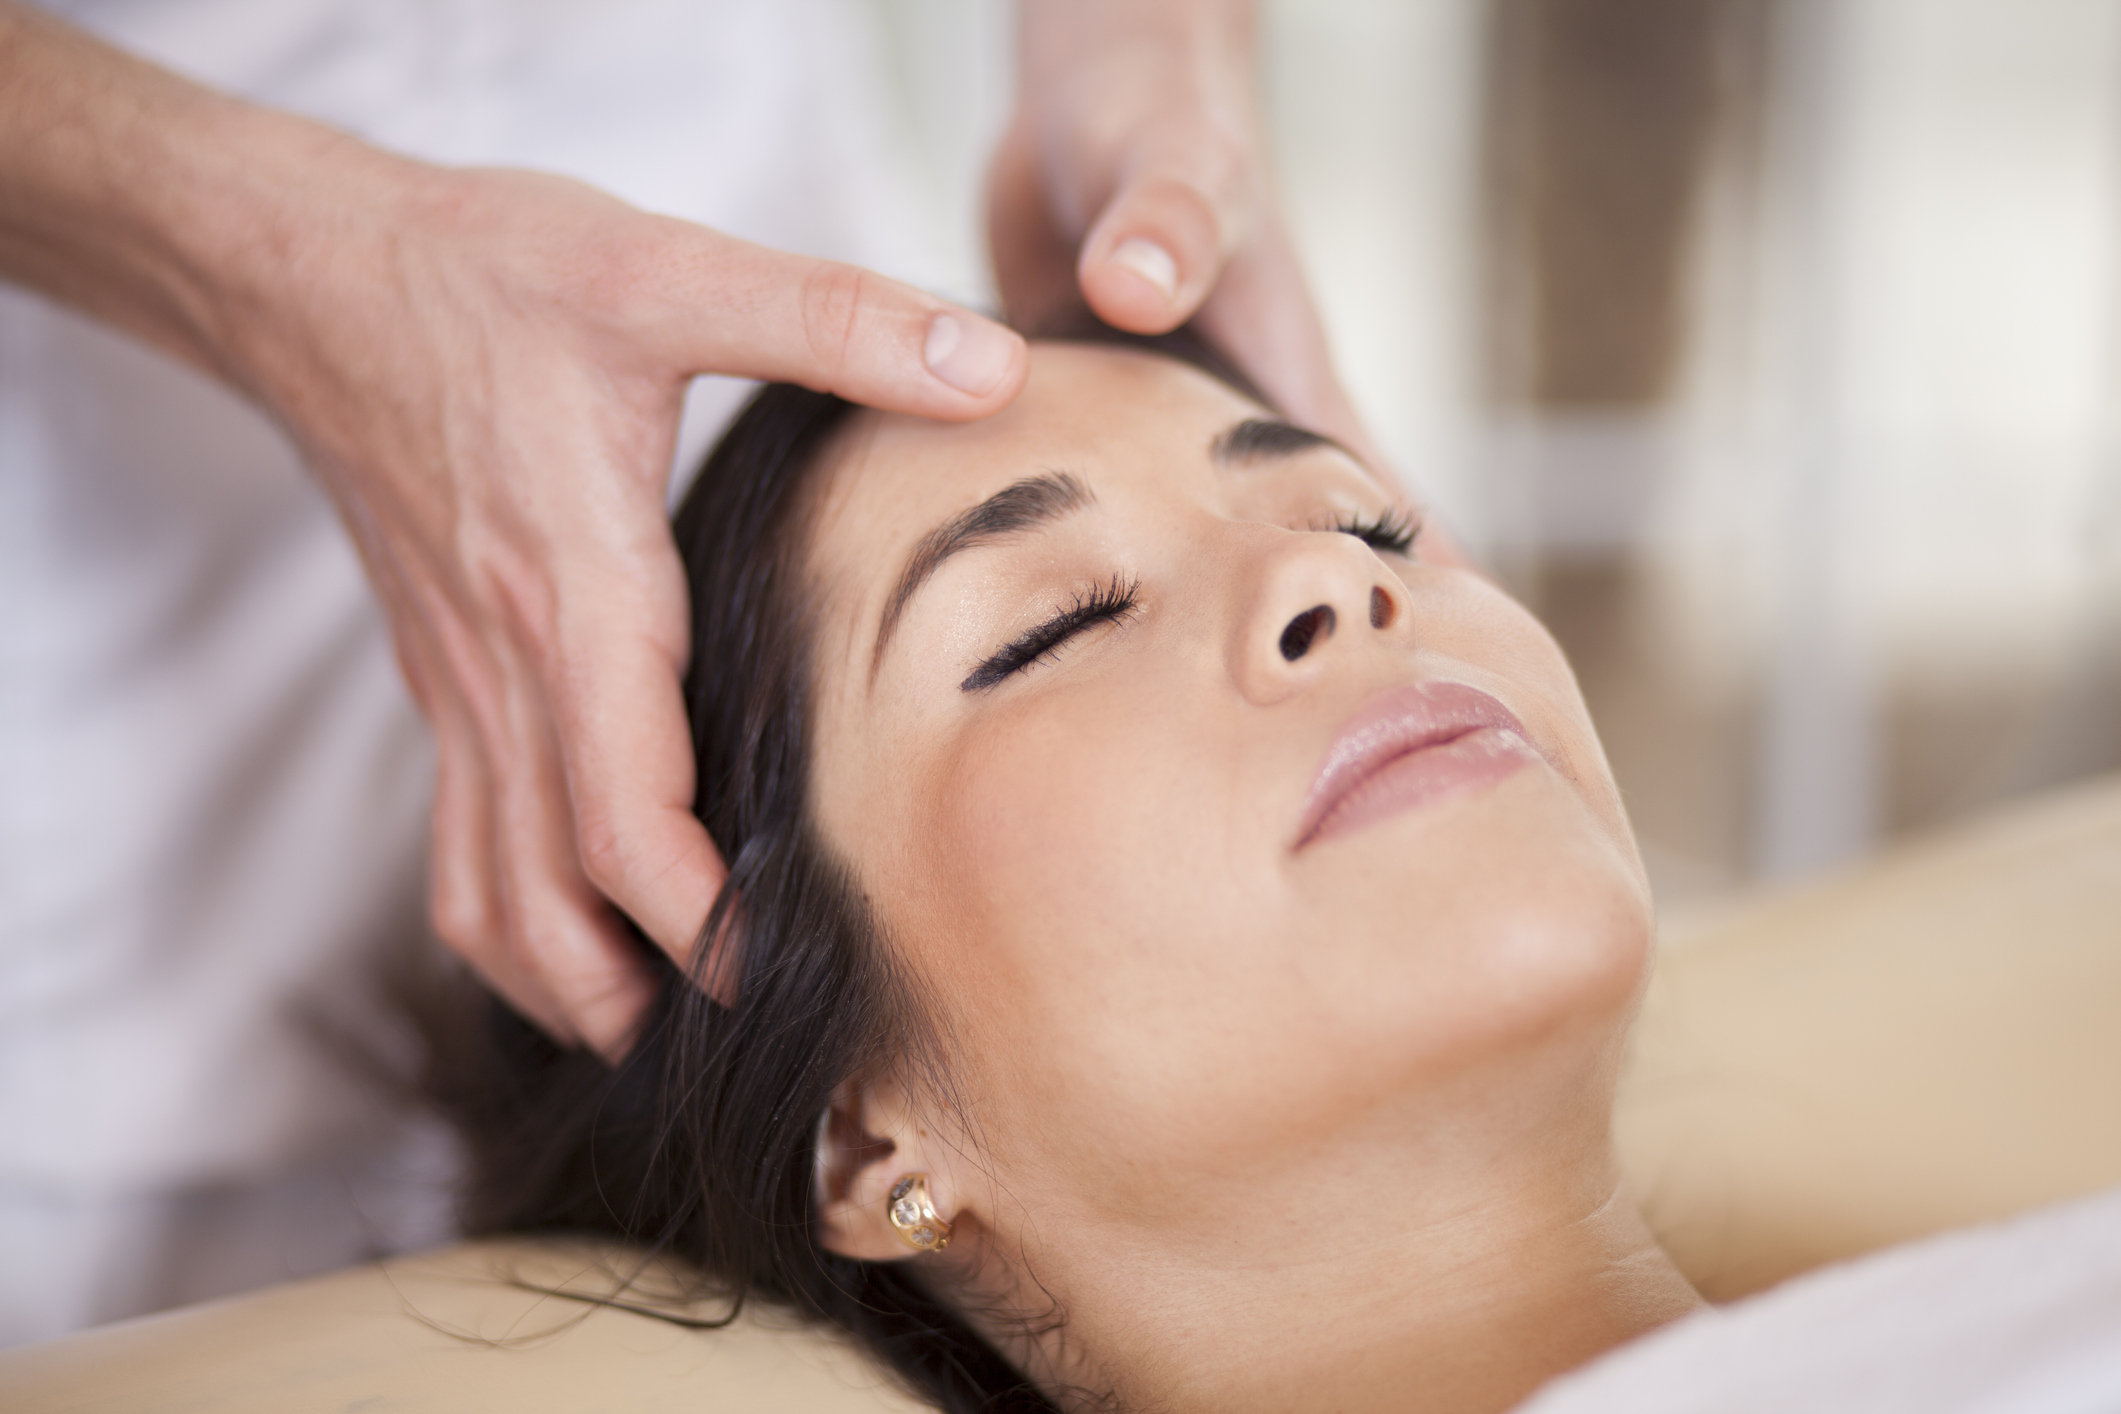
[1295,681,1541,848]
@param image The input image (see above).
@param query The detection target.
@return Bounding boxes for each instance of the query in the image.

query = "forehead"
[803,342,1264,614]
[821,343,1260,533]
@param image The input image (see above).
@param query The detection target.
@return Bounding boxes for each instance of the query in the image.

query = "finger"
[550,601,732,1002]
[986,119,1092,336]
[423,571,653,1056]
[428,697,581,1045]
[486,641,659,1059]
[1191,225,1362,446]
[378,571,587,1043]
[1075,135,1251,336]
[647,230,1029,420]
[1191,226,1478,571]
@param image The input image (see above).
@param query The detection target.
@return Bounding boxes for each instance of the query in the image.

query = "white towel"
[1518,1185,2121,1413]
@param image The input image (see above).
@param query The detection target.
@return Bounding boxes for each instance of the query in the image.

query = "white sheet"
[1518,1185,2121,1414]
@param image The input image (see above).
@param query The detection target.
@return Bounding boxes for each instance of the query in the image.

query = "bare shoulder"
[1618,773,2121,1299]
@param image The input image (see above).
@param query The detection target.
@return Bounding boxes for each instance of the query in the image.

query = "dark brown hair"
[437,328,1261,1412]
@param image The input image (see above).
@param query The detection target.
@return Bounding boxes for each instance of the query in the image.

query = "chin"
[1300,766,1654,1086]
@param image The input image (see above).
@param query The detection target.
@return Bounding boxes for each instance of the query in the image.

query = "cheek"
[1414,572,1637,851]
[855,571,1652,1215]
[898,677,1311,1183]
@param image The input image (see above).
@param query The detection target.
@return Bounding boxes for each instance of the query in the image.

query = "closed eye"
[961,575,1141,692]
[1331,507,1422,556]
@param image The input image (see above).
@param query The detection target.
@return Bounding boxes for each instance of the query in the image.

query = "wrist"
[0,3,427,405]
[172,109,434,410]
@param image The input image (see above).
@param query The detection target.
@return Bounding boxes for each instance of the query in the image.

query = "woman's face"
[804,343,1651,1232]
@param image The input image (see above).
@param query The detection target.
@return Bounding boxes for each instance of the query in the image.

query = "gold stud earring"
[887,1172,952,1252]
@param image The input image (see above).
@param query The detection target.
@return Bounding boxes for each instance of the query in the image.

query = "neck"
[976,1076,1703,1414]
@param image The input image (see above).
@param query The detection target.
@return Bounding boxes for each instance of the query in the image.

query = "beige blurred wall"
[1483,0,2121,903]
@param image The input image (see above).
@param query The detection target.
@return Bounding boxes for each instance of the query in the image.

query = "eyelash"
[1332,507,1422,556]
[960,574,1141,692]
[957,511,1414,692]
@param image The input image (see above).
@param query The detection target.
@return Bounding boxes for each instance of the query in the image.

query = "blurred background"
[873,0,2121,920]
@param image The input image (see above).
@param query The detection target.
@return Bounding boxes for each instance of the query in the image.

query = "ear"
[814,1072,969,1263]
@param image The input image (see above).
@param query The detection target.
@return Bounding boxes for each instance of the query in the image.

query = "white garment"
[1517,1185,2121,1414]
[0,0,946,1345]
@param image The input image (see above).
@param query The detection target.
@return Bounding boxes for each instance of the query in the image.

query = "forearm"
[0,2,410,401]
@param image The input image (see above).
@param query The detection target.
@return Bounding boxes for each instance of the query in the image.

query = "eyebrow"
[873,470,1094,669]
[868,418,1347,674]
[1211,417,1342,467]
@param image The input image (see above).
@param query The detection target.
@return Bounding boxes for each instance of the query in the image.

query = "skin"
[807,344,1703,1414]
[997,0,1368,462]
[0,0,1346,1056]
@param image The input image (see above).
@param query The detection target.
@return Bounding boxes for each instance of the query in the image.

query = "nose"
[1278,604,1336,661]
[1232,532,1409,704]
[1277,585,1398,662]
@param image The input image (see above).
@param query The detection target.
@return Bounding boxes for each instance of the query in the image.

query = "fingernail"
[1109,238,1179,302]
[924,313,1017,397]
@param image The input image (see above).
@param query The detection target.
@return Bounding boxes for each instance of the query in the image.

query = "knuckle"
[428,876,494,960]
[574,806,630,895]
[1138,118,1254,235]
[797,261,874,383]
[509,911,569,973]
[460,533,560,654]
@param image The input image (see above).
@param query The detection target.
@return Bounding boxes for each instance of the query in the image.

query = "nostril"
[1279,604,1336,662]
[1370,586,1394,630]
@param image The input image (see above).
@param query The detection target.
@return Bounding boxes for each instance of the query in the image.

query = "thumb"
[659,228,1029,419]
[1074,141,1251,336]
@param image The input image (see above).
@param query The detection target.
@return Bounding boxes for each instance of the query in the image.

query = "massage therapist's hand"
[991,0,1370,465]
[0,5,1028,1054]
